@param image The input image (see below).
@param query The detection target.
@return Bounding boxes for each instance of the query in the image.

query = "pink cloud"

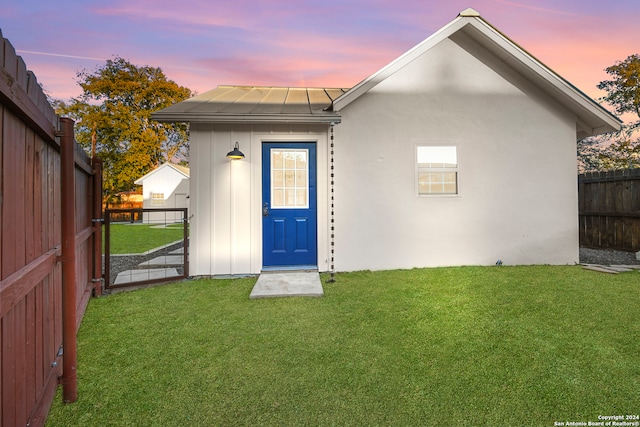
[13,57,89,100]
[91,0,309,32]
[93,4,247,29]
[491,0,582,17]
[169,24,406,91]
[17,50,106,62]
[500,13,639,100]
[5,0,637,117]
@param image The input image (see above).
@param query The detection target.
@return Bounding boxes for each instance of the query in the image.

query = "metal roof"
[134,162,190,185]
[153,86,347,124]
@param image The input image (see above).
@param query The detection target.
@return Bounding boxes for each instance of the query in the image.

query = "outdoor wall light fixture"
[226,142,245,160]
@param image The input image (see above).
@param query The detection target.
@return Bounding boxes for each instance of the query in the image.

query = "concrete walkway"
[138,255,184,268]
[114,268,180,285]
[113,244,187,285]
[250,271,324,299]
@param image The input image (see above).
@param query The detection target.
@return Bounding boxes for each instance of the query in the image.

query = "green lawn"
[105,223,185,254]
[46,266,639,426]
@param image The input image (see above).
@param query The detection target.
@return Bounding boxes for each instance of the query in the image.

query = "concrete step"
[249,271,323,299]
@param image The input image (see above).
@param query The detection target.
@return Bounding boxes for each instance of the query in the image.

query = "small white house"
[153,9,620,276]
[134,162,190,223]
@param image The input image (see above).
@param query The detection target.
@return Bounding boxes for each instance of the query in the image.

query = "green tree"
[598,54,640,130]
[55,57,192,204]
[577,135,610,172]
[578,54,640,172]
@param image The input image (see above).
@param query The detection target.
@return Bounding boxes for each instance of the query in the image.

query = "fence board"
[34,283,44,394]
[2,311,17,427]
[2,109,18,280]
[578,169,640,251]
[26,291,37,413]
[0,104,3,278]
[15,299,26,425]
[1,32,102,427]
[0,40,56,141]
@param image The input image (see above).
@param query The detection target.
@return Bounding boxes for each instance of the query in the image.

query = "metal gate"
[104,208,189,290]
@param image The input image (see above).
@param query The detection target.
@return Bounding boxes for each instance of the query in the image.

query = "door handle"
[262,202,269,217]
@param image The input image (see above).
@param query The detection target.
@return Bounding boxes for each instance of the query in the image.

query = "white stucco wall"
[189,124,330,276]
[333,37,579,271]
[186,35,585,275]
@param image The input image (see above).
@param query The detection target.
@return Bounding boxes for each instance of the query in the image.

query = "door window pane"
[273,189,284,206]
[273,170,284,187]
[272,151,283,169]
[271,149,309,208]
[296,189,307,206]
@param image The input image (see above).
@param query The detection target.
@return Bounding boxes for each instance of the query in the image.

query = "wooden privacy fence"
[0,31,102,427]
[578,169,640,251]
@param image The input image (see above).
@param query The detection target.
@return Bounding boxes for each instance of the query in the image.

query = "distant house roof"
[152,86,347,124]
[134,162,190,185]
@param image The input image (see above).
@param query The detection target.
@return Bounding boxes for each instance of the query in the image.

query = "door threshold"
[261,265,318,273]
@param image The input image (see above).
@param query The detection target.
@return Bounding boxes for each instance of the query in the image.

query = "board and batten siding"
[333,37,580,271]
[189,123,330,276]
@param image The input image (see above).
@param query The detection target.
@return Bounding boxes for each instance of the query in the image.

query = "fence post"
[59,117,78,403]
[92,157,103,296]
[183,208,189,278]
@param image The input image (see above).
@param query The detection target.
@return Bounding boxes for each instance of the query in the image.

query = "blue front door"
[262,142,317,269]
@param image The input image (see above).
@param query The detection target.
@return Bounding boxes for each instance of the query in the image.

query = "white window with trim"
[151,192,165,206]
[416,146,458,195]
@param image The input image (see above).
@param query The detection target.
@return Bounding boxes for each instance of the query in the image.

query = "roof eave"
[152,112,342,125]
[166,163,190,178]
[577,120,621,140]
[133,162,190,184]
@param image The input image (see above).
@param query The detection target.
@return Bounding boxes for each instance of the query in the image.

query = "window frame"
[151,192,165,206]
[270,148,310,209]
[415,145,459,197]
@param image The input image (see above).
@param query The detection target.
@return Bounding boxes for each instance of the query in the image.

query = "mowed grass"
[46,266,639,426]
[105,223,185,254]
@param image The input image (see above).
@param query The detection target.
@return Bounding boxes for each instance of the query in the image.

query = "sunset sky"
[1,0,638,114]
